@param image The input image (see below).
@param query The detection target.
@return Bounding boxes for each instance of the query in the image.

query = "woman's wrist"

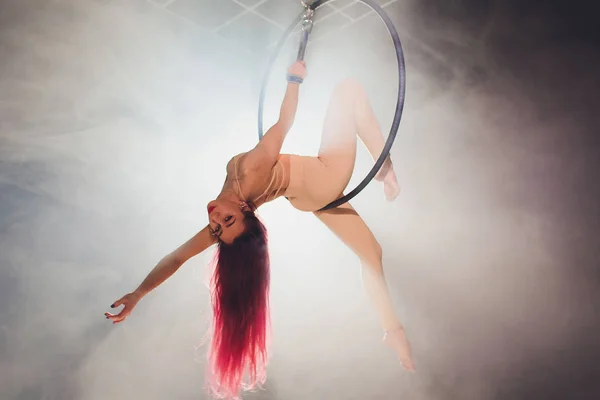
[132,287,146,299]
[286,74,303,84]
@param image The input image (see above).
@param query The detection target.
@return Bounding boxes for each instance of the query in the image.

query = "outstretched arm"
[105,225,216,323]
[248,61,306,166]
[134,225,216,296]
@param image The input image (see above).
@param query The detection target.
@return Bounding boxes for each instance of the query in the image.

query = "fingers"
[290,61,306,71]
[110,296,125,309]
[106,296,131,324]
[104,308,129,324]
[106,292,141,324]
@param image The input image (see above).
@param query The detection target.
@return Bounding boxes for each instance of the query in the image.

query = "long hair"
[207,209,271,399]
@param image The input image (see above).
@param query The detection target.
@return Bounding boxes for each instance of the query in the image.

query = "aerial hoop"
[258,0,406,211]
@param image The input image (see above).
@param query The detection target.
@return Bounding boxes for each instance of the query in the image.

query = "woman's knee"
[333,78,365,99]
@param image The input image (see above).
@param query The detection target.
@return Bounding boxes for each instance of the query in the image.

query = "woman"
[105,61,415,398]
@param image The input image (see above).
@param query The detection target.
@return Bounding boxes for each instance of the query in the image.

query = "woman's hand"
[288,60,307,80]
[104,291,142,324]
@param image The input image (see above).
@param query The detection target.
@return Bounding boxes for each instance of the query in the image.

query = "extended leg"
[318,79,400,201]
[314,201,415,370]
[318,79,383,160]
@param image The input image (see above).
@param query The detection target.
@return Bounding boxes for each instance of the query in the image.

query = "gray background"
[1,0,599,399]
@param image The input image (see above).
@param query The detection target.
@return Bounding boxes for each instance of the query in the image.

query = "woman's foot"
[383,169,400,202]
[383,327,416,372]
[374,156,400,201]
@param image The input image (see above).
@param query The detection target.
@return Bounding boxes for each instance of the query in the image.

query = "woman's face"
[207,199,246,244]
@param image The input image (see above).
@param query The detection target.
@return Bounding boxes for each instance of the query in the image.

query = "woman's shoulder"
[226,148,283,179]
[226,152,246,170]
[241,145,287,172]
[226,152,261,179]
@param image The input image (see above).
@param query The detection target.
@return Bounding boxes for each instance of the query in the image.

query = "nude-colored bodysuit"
[228,154,287,207]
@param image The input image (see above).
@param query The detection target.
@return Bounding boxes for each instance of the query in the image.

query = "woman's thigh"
[317,80,358,160]
[313,199,383,271]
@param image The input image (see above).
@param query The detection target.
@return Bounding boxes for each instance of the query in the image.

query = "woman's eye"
[225,216,232,222]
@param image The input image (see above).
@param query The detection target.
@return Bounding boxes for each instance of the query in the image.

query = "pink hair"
[206,210,271,399]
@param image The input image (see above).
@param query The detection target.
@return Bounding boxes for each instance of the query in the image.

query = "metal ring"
[257,0,406,211]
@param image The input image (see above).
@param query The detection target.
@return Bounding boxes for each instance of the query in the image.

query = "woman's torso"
[224,152,291,207]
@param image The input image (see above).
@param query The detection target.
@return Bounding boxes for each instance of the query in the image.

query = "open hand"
[288,60,307,80]
[105,291,141,324]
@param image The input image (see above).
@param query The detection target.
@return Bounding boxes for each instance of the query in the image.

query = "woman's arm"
[248,62,305,166]
[251,83,300,164]
[277,81,301,132]
[106,225,216,323]
[133,225,216,297]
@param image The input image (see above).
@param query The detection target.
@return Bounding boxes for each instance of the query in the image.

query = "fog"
[1,0,598,399]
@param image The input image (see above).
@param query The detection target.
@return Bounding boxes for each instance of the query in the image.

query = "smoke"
[1,0,599,399]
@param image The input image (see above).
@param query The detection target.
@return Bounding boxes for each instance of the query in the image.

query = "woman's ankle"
[374,155,393,181]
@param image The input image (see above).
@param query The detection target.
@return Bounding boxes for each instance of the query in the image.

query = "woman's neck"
[217,188,243,203]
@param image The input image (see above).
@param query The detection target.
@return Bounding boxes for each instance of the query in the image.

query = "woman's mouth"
[207,205,216,214]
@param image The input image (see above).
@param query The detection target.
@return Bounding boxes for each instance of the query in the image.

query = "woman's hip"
[284,153,354,212]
